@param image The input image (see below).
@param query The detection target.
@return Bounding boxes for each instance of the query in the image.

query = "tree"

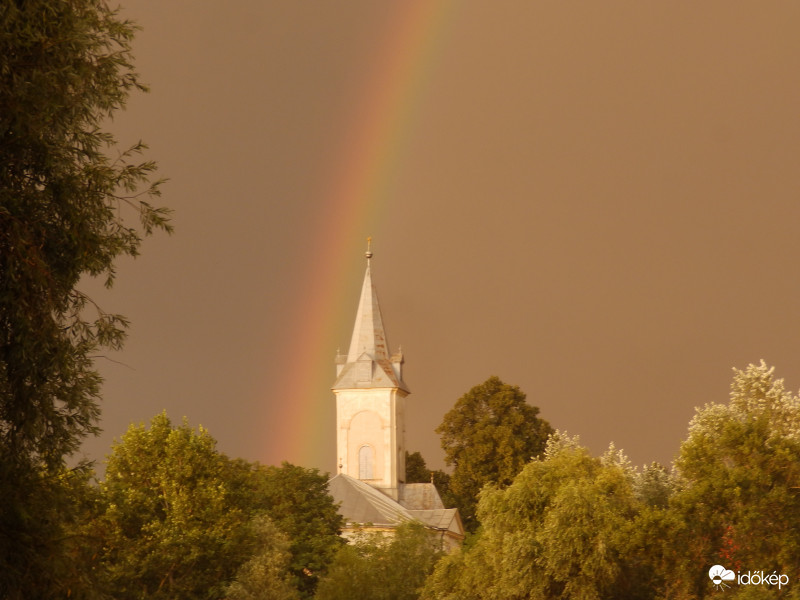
[225,515,300,600]
[422,434,656,600]
[406,451,430,483]
[0,2,170,594]
[435,376,552,531]
[223,460,344,599]
[666,361,800,599]
[424,363,800,600]
[316,522,443,600]
[0,460,109,599]
[89,415,342,599]
[405,450,456,512]
[95,413,263,599]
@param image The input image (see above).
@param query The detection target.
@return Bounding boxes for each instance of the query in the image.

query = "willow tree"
[0,2,170,595]
[667,361,800,599]
[422,435,657,600]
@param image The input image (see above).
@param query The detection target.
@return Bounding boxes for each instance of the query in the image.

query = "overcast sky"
[79,1,800,475]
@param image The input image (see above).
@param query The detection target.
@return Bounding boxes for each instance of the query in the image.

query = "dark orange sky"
[80,1,800,475]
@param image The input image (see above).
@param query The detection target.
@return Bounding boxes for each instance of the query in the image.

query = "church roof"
[328,474,464,537]
[328,473,415,527]
[332,260,409,392]
[346,262,389,363]
[407,508,463,536]
[332,355,407,391]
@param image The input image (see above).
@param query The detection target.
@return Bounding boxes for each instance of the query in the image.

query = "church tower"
[332,242,409,501]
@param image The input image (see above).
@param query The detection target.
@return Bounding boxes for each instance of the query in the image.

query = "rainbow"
[260,1,458,470]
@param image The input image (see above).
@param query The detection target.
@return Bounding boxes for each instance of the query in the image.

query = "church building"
[327,244,464,550]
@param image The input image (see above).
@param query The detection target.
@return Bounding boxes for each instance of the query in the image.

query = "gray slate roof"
[328,474,463,536]
[332,263,409,393]
[329,474,414,526]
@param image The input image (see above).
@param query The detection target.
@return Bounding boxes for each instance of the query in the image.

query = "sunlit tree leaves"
[668,361,800,599]
[225,515,300,600]
[423,434,656,600]
[316,522,443,600]
[96,414,257,599]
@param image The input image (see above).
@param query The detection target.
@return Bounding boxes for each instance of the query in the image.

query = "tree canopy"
[87,413,342,599]
[224,515,300,600]
[406,451,430,483]
[96,413,255,598]
[436,376,553,530]
[316,522,443,600]
[0,0,170,472]
[223,459,344,598]
[0,2,170,595]
[423,434,656,600]
[666,361,800,598]
[425,363,800,600]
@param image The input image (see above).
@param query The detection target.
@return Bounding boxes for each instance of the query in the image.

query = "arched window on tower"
[359,445,374,480]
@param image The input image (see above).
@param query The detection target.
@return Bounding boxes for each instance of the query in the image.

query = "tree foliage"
[423,434,657,600]
[0,0,170,471]
[225,515,300,600]
[0,2,170,595]
[405,450,456,511]
[223,460,344,598]
[87,415,342,599]
[96,413,255,599]
[424,363,800,600]
[406,451,430,483]
[666,361,800,599]
[316,522,443,600]
[0,461,107,599]
[435,376,552,530]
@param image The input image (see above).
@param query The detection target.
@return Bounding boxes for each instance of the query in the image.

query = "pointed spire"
[346,240,389,362]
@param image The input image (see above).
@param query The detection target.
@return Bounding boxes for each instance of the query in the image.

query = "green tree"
[0,461,108,599]
[95,413,261,599]
[435,376,552,531]
[224,460,344,598]
[666,361,800,599]
[423,434,656,600]
[405,450,456,510]
[0,2,169,595]
[225,515,300,600]
[406,451,430,483]
[316,522,443,600]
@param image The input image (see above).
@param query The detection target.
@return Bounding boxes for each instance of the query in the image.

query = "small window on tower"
[359,445,374,480]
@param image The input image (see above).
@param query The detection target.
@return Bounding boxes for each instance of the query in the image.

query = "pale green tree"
[423,434,656,600]
[666,361,800,599]
[316,522,443,600]
[0,1,169,595]
[96,413,260,599]
[436,376,552,531]
[91,416,342,599]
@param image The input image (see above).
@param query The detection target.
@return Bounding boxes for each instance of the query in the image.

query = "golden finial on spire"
[365,236,373,260]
